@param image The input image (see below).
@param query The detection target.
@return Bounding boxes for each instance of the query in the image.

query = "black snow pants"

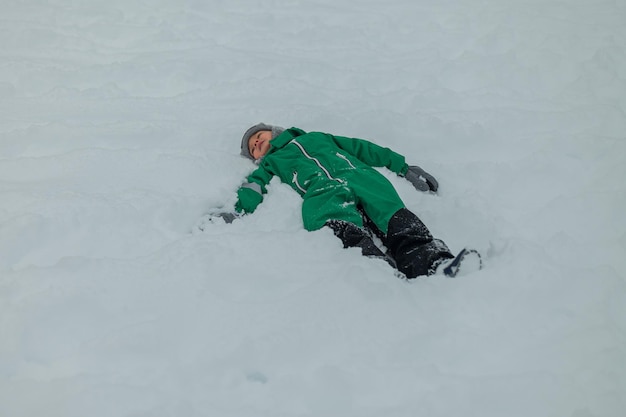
[327,207,453,278]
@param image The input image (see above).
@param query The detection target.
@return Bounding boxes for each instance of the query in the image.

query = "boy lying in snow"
[210,123,480,278]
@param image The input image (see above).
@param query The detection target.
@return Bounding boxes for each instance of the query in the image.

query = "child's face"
[248,130,272,160]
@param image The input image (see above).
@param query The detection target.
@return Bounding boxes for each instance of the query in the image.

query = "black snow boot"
[384,208,454,278]
[326,220,397,268]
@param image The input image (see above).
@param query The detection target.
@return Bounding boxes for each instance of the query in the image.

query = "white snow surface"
[1,1,625,416]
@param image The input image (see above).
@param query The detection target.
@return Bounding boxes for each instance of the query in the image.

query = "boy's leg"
[344,171,405,235]
[300,182,395,267]
[326,220,395,268]
[362,208,385,240]
[343,171,453,278]
[384,208,453,278]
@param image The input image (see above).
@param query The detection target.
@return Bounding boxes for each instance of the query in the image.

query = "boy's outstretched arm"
[330,133,407,173]
[331,134,439,193]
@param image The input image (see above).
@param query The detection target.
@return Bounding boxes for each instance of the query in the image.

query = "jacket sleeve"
[330,134,409,176]
[234,165,274,214]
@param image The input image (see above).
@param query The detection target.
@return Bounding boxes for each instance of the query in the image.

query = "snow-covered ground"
[1,1,625,416]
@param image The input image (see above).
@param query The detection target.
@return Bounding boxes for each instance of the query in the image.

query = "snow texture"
[1,1,625,416]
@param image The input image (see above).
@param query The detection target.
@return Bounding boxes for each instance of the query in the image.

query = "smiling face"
[248,129,272,160]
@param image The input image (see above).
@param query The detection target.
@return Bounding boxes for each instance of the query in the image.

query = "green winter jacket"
[235,127,410,233]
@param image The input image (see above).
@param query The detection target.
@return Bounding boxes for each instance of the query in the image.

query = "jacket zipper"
[292,171,307,194]
[290,140,344,183]
[336,152,356,169]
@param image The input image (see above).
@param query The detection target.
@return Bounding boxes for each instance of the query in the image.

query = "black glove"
[404,165,439,193]
[196,211,239,232]
[214,212,238,224]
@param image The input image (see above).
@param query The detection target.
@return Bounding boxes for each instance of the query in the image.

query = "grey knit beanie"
[240,123,285,160]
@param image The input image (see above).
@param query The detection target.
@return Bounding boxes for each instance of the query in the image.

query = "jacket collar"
[269,127,305,150]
